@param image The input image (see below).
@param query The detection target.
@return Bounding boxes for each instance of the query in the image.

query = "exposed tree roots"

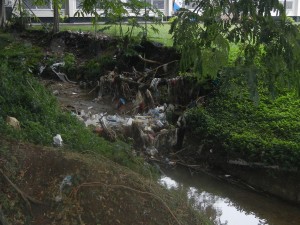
[70,182,183,225]
[0,169,45,216]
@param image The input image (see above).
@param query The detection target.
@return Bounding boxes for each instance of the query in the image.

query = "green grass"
[32,23,174,46]
[0,31,14,49]
[186,88,300,169]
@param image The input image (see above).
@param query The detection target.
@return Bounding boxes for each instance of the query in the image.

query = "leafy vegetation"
[79,55,116,80]
[171,0,300,97]
[75,0,165,56]
[76,0,162,38]
[186,88,300,169]
[168,1,300,170]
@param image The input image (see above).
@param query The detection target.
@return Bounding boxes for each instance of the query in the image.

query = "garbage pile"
[76,104,177,157]
[70,63,204,158]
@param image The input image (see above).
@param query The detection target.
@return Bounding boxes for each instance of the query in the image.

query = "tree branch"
[0,169,45,216]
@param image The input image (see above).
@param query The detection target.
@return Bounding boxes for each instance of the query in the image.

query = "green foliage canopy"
[75,0,163,38]
[171,0,300,97]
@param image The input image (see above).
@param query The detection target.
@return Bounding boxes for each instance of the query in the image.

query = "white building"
[281,0,300,17]
[8,0,174,21]
[5,0,300,22]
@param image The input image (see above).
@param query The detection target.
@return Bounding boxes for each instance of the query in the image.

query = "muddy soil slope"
[0,138,205,225]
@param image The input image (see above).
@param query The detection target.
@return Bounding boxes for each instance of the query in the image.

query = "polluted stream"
[159,167,300,225]
[46,80,300,225]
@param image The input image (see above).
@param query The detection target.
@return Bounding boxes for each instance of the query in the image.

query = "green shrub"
[0,42,43,71]
[63,52,77,77]
[80,55,116,80]
[186,89,300,169]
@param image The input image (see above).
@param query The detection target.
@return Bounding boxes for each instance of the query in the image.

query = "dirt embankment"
[20,30,300,206]
[0,138,204,225]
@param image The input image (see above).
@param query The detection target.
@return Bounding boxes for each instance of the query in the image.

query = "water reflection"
[159,168,300,225]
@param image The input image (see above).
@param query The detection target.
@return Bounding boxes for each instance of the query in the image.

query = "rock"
[6,116,21,130]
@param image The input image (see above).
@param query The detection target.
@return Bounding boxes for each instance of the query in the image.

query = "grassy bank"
[186,89,300,169]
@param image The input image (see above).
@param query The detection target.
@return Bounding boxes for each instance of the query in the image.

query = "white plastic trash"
[127,118,133,126]
[156,120,164,127]
[53,134,63,147]
[146,146,158,156]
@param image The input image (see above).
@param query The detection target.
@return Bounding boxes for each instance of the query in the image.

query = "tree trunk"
[0,0,6,28]
[53,2,59,33]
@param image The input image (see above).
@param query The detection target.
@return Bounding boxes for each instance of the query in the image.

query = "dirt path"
[42,80,117,115]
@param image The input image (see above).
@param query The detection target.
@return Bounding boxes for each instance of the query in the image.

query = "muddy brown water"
[159,167,300,225]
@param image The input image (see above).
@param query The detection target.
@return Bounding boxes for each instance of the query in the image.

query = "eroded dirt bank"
[0,138,204,225]
[20,30,300,205]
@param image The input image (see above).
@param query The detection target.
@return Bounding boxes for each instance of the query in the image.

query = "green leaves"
[172,9,229,81]
[171,0,300,97]
[76,0,163,54]
[186,88,300,169]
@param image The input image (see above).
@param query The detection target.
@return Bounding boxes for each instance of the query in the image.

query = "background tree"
[76,0,162,39]
[170,0,300,98]
[0,0,6,28]
[53,0,59,33]
[34,0,62,33]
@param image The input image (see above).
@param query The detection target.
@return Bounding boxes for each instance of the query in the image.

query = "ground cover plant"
[186,87,300,169]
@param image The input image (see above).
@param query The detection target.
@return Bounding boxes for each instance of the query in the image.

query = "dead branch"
[87,85,99,95]
[138,55,162,65]
[71,182,182,225]
[0,169,45,216]
[149,60,179,73]
[170,147,188,156]
[115,75,143,87]
[176,162,201,170]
